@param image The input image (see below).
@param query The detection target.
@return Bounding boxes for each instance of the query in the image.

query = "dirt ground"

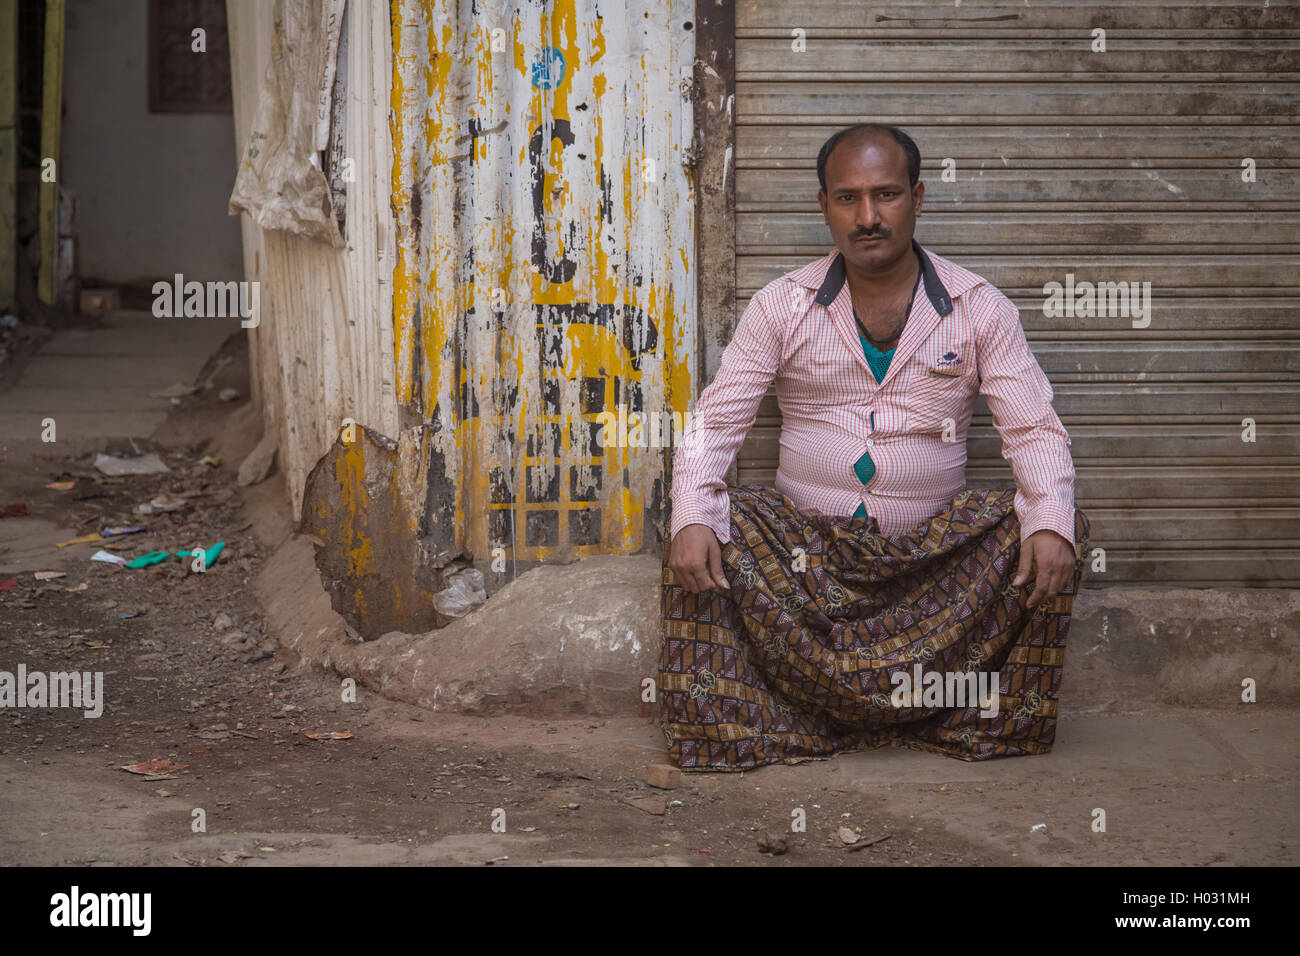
[1,337,1295,868]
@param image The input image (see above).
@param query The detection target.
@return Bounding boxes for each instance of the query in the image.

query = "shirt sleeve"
[974,290,1078,546]
[669,291,785,545]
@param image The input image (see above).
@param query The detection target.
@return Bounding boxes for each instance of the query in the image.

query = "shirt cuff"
[668,495,733,547]
[1018,502,1078,552]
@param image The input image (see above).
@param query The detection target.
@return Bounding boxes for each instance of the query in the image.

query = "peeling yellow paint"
[389,0,695,567]
[334,436,376,579]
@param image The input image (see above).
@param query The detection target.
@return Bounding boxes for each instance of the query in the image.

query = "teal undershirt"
[852,332,895,519]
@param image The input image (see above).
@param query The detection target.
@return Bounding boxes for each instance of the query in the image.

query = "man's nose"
[855,198,880,231]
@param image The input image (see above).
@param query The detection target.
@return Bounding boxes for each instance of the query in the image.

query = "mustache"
[850,229,890,240]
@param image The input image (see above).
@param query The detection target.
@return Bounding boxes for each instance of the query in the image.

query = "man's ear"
[817,188,827,221]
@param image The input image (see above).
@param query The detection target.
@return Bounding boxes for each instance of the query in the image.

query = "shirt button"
[866,439,875,447]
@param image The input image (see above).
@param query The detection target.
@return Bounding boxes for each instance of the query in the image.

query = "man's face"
[817,136,923,274]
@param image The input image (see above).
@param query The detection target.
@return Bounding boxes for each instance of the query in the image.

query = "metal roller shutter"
[731,0,1300,587]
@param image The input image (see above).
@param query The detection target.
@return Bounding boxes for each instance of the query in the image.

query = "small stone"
[626,796,667,816]
[213,613,233,631]
[645,764,681,790]
[237,433,277,486]
[757,832,789,855]
[837,827,860,846]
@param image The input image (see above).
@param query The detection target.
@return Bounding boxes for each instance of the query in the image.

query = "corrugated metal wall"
[228,0,399,519]
[391,0,696,569]
[733,0,1300,587]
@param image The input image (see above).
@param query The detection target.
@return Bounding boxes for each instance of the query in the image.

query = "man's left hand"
[1013,530,1076,608]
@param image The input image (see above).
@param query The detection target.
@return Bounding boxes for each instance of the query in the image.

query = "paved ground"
[0,316,1295,867]
[0,311,238,446]
[1,702,1294,866]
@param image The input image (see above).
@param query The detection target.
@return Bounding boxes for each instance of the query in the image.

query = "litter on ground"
[93,452,170,476]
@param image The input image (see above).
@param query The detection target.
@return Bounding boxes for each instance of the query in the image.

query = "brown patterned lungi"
[659,485,1090,770]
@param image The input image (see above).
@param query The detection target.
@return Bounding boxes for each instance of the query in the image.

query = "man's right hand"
[669,524,730,594]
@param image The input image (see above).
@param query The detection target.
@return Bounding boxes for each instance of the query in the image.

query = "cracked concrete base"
[325,552,662,718]
[256,516,660,717]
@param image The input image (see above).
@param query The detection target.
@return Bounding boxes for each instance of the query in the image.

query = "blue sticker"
[530,48,566,89]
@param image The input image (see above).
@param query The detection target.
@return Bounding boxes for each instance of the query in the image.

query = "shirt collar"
[810,239,952,317]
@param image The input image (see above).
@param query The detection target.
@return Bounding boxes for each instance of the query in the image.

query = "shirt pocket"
[905,366,970,433]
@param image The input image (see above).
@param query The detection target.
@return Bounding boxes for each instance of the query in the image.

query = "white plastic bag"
[228,0,347,246]
[433,567,487,619]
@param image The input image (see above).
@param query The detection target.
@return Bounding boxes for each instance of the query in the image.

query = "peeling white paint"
[392,0,696,562]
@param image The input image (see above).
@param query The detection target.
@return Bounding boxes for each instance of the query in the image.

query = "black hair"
[816,124,921,192]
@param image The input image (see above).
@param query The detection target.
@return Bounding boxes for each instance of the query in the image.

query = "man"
[659,124,1089,771]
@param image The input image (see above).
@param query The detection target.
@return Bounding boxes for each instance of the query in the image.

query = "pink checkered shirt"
[669,242,1077,547]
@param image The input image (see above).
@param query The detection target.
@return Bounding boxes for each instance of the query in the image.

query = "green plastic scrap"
[124,550,171,569]
[174,542,226,568]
